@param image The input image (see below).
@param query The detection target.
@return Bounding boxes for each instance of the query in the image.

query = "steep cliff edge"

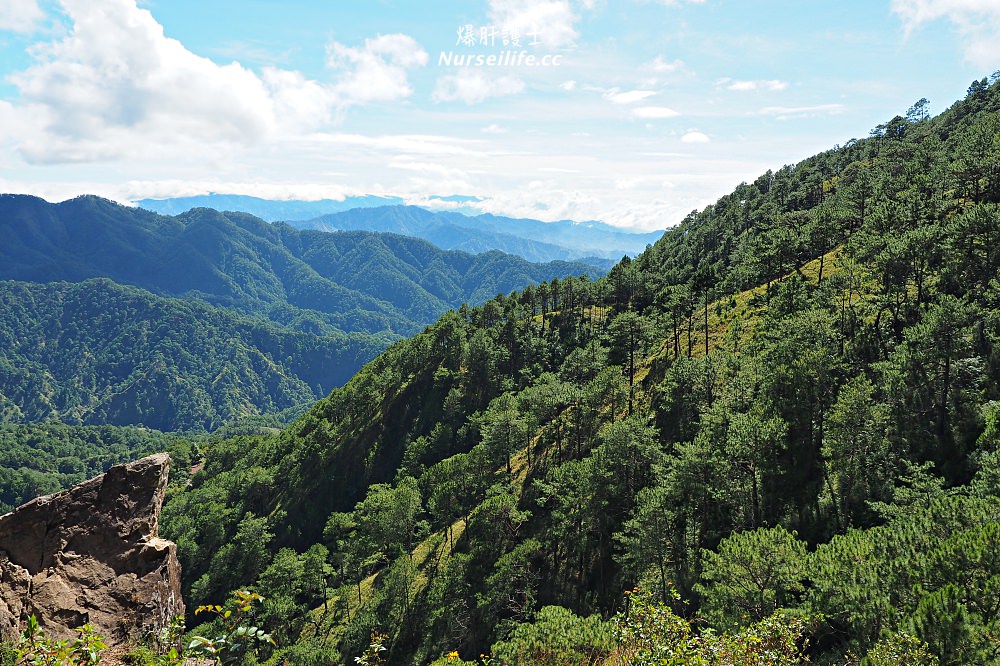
[0,453,183,649]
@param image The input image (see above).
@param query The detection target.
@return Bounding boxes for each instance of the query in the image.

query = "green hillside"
[156,76,1000,664]
[0,279,384,431]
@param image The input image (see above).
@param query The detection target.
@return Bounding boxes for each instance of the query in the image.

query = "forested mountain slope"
[159,76,1000,665]
[0,279,382,431]
[0,197,599,431]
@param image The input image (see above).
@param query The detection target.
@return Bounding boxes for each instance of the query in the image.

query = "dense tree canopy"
[154,76,1000,665]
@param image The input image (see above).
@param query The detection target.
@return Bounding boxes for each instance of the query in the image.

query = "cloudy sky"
[0,0,997,230]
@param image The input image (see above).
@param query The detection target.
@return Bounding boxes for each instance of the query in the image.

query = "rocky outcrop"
[0,453,183,648]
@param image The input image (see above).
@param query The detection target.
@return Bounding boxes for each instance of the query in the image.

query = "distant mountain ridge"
[0,194,600,430]
[136,195,663,264]
[137,193,407,220]
[298,205,664,264]
[0,194,601,336]
[298,205,592,265]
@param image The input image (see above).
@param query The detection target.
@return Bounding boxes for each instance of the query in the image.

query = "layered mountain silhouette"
[137,195,663,264]
[0,194,599,430]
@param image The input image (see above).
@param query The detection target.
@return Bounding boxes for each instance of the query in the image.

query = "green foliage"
[808,493,1000,662]
[614,483,683,605]
[9,615,106,666]
[490,605,615,666]
[0,279,380,431]
[2,598,276,666]
[272,637,341,666]
[697,526,809,629]
[187,590,275,665]
[822,375,893,526]
[614,588,810,665]
[122,615,186,666]
[859,632,939,666]
[0,422,192,512]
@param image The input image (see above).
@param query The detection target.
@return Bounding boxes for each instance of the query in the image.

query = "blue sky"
[0,0,996,230]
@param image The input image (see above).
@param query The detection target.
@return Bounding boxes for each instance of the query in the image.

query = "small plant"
[186,590,275,665]
[613,586,811,666]
[354,631,388,665]
[157,615,186,664]
[124,615,186,665]
[1,642,18,666]
[13,615,107,666]
[858,633,939,666]
[426,650,482,665]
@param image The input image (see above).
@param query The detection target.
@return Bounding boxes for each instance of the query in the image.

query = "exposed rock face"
[0,453,184,648]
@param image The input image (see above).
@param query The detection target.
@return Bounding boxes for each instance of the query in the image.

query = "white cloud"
[758,103,846,119]
[388,159,475,194]
[325,34,428,105]
[891,0,1000,67]
[307,133,484,158]
[482,123,509,134]
[719,78,789,92]
[560,80,578,91]
[433,70,526,104]
[0,0,44,33]
[681,130,710,143]
[487,0,579,49]
[605,89,656,104]
[10,0,276,161]
[405,195,482,212]
[389,158,470,179]
[632,106,680,119]
[4,0,427,164]
[648,56,685,73]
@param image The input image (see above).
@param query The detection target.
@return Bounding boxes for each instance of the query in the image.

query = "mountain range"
[136,196,664,265]
[0,194,600,430]
[136,193,409,221]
